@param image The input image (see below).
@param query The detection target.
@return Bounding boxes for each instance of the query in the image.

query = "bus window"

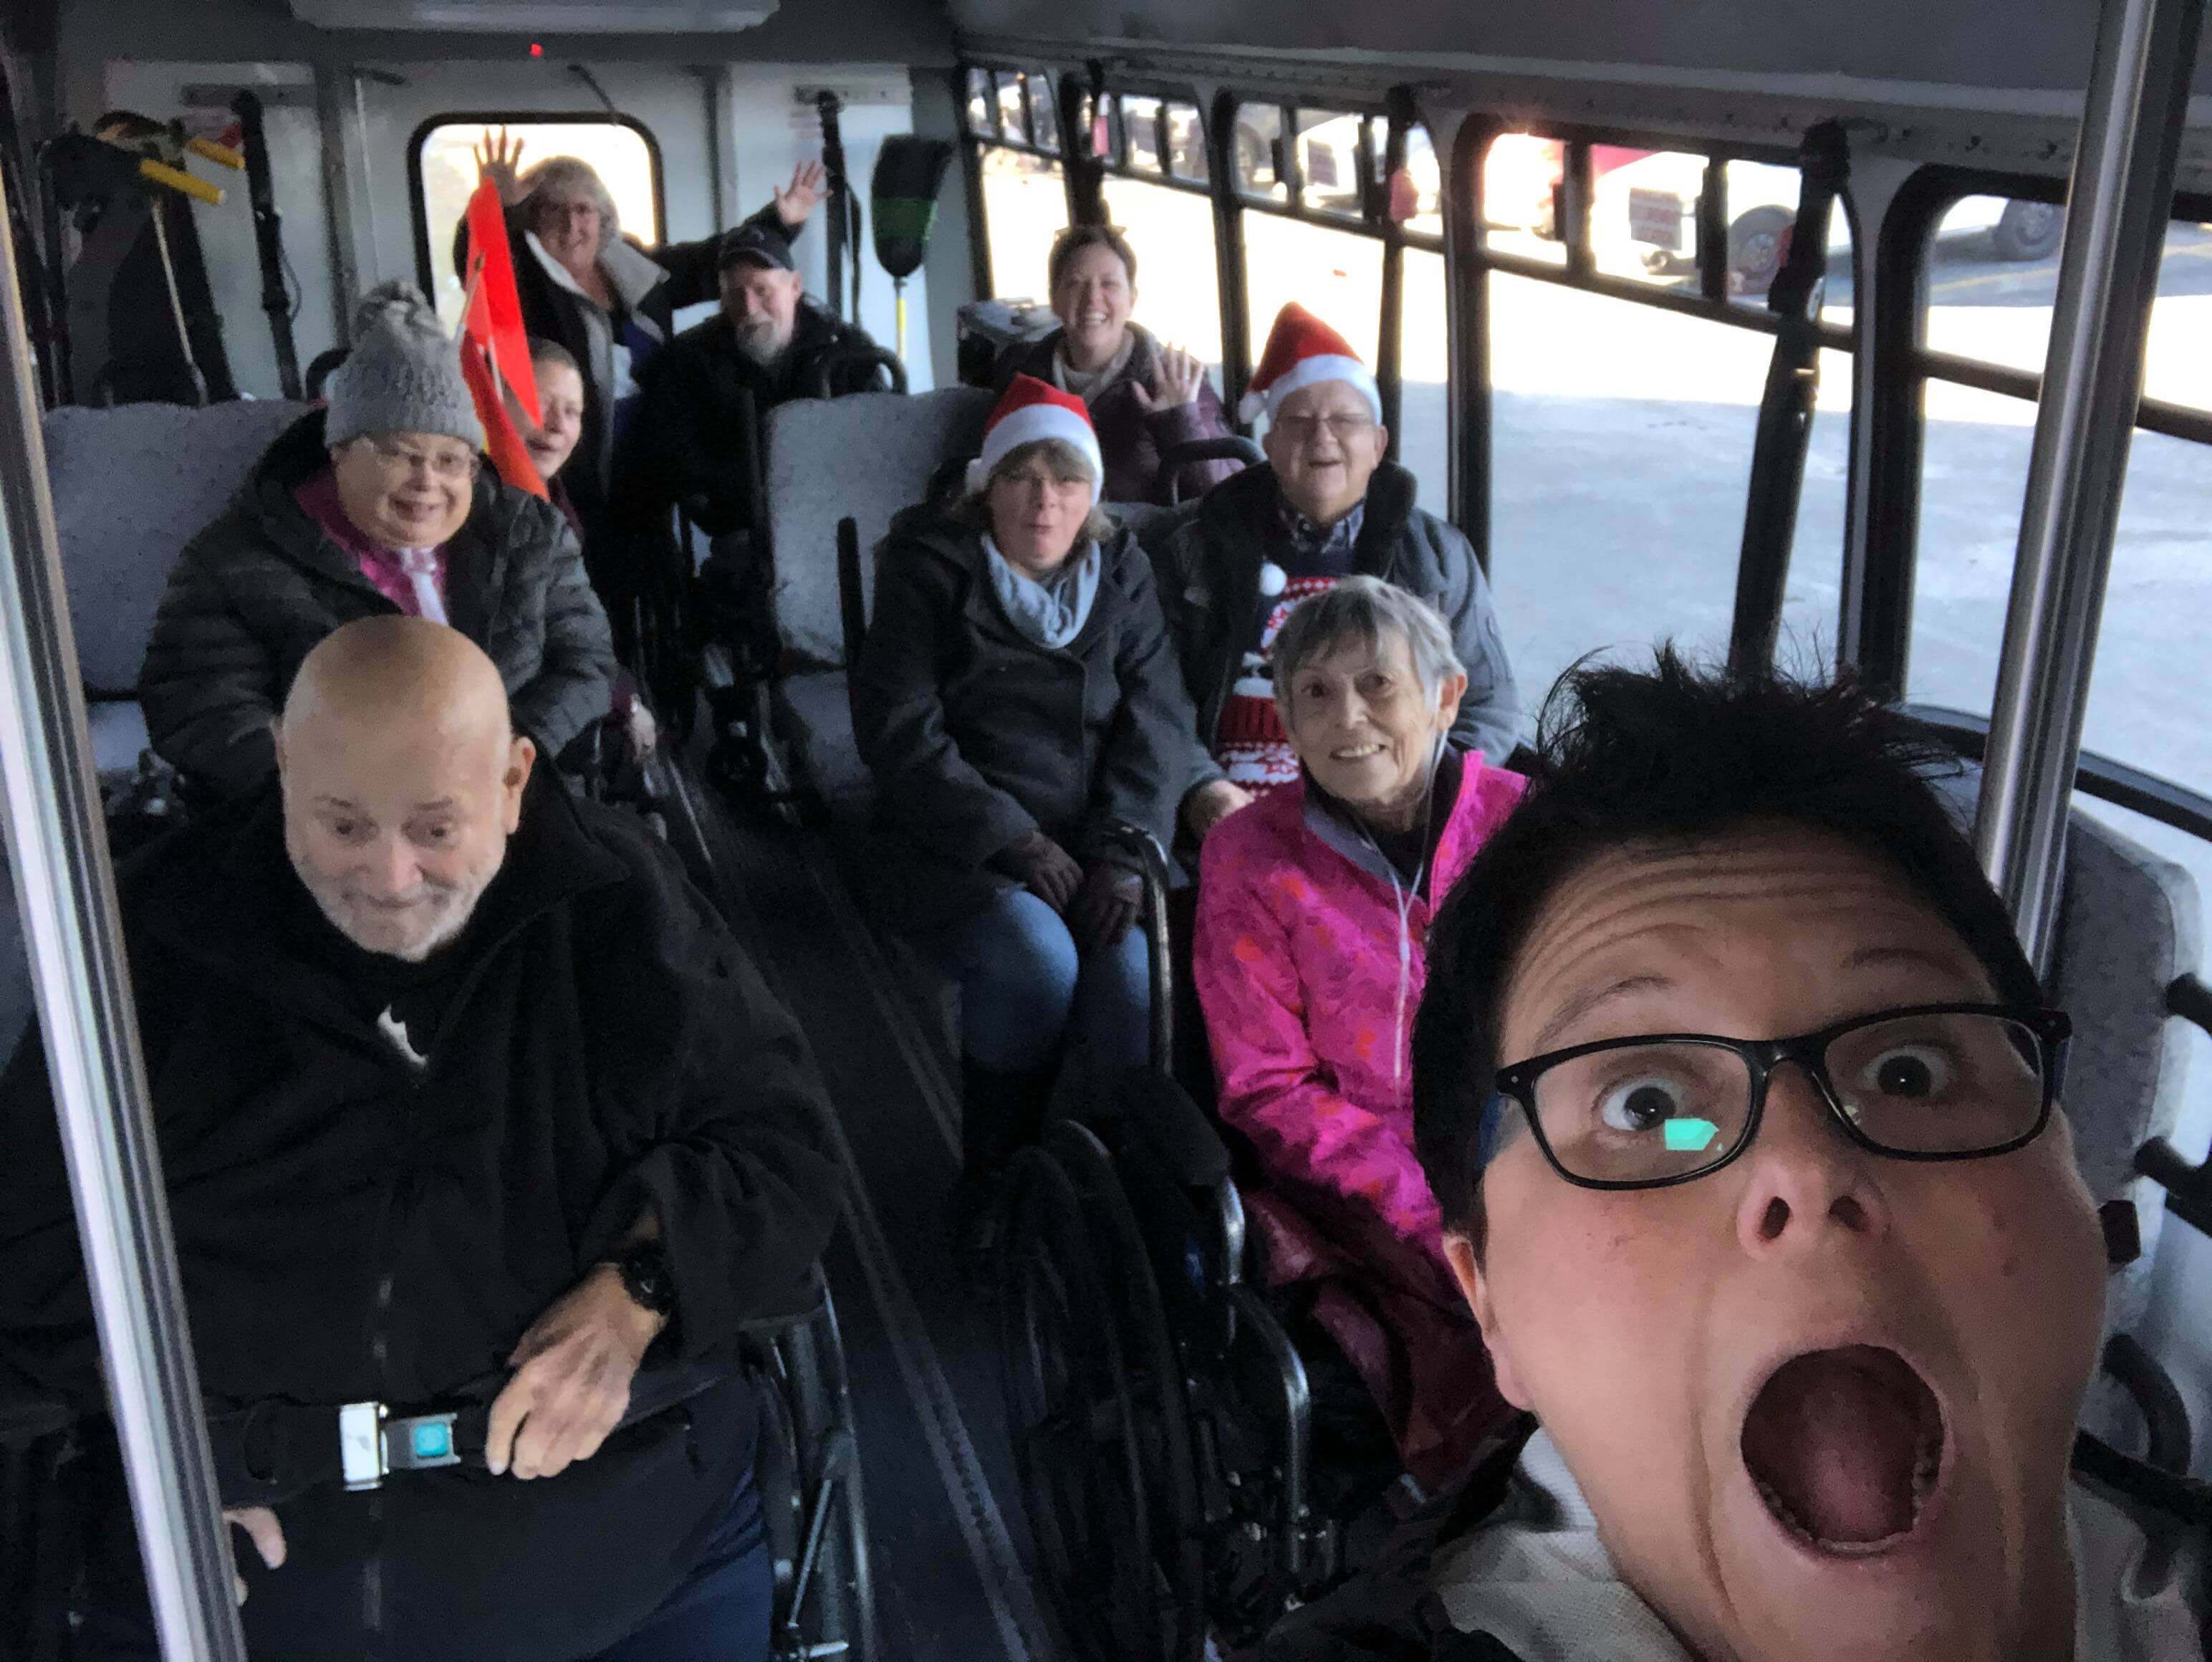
[414,119,660,331]
[1399,247,1448,513]
[1922,192,2067,375]
[996,75,1029,145]
[1481,130,1567,268]
[1026,74,1061,155]
[1123,95,1166,174]
[1236,104,1289,204]
[1398,124,1443,241]
[1485,275,1849,703]
[1165,102,1209,184]
[966,68,1071,301]
[978,146,1069,301]
[1101,176,1225,366]
[1588,149,1719,293]
[1244,217,1382,368]
[1907,207,2212,782]
[1297,109,1368,221]
[966,67,996,138]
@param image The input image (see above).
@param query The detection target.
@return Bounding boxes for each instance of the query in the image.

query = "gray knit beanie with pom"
[325,281,484,451]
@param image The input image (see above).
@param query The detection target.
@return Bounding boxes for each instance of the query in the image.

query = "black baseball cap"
[718,223,797,273]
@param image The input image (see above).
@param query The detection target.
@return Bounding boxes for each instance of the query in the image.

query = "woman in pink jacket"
[1194,577,1524,1491]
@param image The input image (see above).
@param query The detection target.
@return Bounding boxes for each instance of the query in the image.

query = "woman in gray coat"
[851,376,1221,1230]
[140,283,616,797]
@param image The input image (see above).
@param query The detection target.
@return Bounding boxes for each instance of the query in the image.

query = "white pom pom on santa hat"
[1258,561,1288,598]
[1238,302,1383,427]
[968,374,1105,500]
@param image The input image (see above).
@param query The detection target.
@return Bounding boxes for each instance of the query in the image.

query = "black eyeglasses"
[1492,1003,2072,1192]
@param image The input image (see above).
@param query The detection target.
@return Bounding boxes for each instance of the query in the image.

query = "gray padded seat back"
[2049,809,2201,1316]
[764,387,992,668]
[42,400,314,693]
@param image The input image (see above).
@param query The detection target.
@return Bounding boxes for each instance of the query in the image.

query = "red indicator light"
[529,42,544,57]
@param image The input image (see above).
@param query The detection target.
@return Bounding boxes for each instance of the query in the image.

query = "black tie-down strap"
[1727,121,1849,677]
[206,1360,735,1508]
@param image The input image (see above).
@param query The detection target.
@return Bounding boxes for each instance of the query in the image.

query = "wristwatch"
[605,1239,676,1317]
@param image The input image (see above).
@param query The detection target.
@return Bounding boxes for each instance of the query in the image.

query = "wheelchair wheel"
[996,1142,1160,1662]
[1045,1121,1207,1662]
[757,1294,875,1661]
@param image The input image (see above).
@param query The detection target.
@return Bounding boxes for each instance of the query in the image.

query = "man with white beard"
[0,617,841,1661]
[620,220,886,547]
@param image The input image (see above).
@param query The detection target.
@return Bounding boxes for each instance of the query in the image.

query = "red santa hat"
[967,374,1105,499]
[1239,302,1382,426]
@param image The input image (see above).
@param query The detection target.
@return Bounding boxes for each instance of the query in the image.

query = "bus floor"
[664,749,1064,1662]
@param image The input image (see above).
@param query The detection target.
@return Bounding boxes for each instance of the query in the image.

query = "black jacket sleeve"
[139,535,283,798]
[0,1025,105,1416]
[850,541,1041,869]
[507,516,617,759]
[1082,540,1221,861]
[577,832,842,1348]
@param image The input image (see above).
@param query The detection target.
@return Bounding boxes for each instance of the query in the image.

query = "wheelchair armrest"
[1092,820,1177,1072]
[1153,435,1263,506]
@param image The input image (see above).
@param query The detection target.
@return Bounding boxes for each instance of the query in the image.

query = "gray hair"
[518,156,620,253]
[957,438,1115,547]
[1271,576,1464,711]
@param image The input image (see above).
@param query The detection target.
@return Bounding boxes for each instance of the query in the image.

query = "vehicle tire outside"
[1990,200,2064,262]
[1728,205,1794,296]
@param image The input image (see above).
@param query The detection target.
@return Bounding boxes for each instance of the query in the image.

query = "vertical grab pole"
[1973,0,2206,970]
[0,178,246,1656]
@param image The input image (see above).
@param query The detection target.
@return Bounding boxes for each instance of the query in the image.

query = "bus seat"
[40,400,312,774]
[761,388,991,817]
[763,387,991,671]
[2051,807,2201,1320]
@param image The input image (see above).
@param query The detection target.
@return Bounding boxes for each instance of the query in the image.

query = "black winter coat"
[850,509,1220,931]
[1151,461,1524,766]
[138,410,617,797]
[0,775,842,1659]
[455,198,798,536]
[622,301,888,540]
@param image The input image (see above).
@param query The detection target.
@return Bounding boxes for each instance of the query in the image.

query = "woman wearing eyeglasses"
[141,283,616,798]
[1193,577,1528,1494]
[1263,652,2195,1662]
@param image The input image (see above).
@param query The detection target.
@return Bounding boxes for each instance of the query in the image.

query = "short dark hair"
[1411,648,2042,1254]
[1047,222,1138,292]
[526,336,579,377]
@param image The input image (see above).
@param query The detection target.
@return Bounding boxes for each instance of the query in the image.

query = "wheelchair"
[991,826,1403,1662]
[0,1268,873,1662]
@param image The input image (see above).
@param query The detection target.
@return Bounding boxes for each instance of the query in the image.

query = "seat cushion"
[774,671,872,830]
[86,700,151,779]
[764,388,992,667]
[42,400,314,693]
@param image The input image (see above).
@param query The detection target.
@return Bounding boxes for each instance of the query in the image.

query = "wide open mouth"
[1740,1345,1945,1555]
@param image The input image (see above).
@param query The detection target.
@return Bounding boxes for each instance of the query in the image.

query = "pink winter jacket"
[1194,755,1526,1484]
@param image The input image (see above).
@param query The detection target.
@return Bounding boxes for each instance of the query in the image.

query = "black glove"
[992,830,1083,913]
[1072,861,1143,952]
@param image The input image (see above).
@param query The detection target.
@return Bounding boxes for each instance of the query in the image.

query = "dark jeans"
[582,1469,771,1661]
[69,1472,770,1662]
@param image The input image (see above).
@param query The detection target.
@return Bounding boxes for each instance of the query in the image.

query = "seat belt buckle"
[338,1401,385,1492]
[383,1410,463,1474]
[337,1403,463,1490]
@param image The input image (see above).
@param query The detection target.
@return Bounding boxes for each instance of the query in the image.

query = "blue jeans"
[923,885,1151,1074]
[584,1470,771,1661]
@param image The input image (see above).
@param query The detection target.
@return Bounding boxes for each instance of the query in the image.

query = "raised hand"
[473,128,527,204]
[1131,344,1207,412]
[774,159,830,229]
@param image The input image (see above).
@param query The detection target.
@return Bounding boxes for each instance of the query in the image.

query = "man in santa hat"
[1155,303,1521,817]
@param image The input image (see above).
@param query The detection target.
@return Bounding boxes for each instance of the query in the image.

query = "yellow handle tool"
[185,136,246,172]
[135,157,224,207]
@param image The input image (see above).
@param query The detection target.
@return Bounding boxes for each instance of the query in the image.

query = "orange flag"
[461,335,548,499]
[462,178,539,419]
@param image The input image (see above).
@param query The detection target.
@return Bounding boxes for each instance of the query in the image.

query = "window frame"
[406,110,666,305]
[958,64,1075,299]
[1852,165,2212,708]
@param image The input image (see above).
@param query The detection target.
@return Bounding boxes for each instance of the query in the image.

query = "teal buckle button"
[410,1421,453,1461]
